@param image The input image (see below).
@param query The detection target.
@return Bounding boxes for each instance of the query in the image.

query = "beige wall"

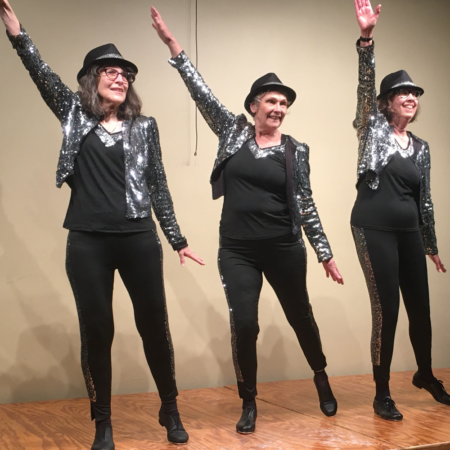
[0,0,449,404]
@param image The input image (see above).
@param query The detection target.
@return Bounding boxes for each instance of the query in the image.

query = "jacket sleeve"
[353,41,377,156]
[419,143,438,255]
[7,26,78,124]
[147,118,188,251]
[296,144,333,263]
[169,51,236,138]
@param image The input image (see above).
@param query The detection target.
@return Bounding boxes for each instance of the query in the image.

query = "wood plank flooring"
[0,370,449,449]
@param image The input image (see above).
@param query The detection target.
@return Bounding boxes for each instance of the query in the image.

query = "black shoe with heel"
[412,371,450,405]
[314,378,338,416]
[236,407,257,434]
[373,397,403,421]
[91,423,115,450]
[158,409,189,444]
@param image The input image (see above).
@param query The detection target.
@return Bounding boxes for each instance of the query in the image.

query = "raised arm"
[353,0,381,141]
[1,0,76,123]
[151,6,235,138]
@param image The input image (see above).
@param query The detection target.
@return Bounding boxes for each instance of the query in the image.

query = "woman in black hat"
[1,1,204,448]
[151,7,343,433]
[352,0,449,422]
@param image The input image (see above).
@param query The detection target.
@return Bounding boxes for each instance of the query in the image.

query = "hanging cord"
[194,0,199,156]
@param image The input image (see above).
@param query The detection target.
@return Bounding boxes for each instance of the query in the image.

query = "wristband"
[360,36,373,42]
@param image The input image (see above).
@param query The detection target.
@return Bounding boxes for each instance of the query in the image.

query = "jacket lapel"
[285,136,296,223]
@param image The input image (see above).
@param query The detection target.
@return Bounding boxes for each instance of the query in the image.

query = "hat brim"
[377,83,424,100]
[244,82,297,114]
[77,57,138,82]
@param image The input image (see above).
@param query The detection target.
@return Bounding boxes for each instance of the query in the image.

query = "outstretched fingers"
[178,247,205,267]
[151,6,161,29]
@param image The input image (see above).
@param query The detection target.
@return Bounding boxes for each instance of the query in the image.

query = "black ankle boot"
[236,407,257,434]
[373,397,403,421]
[313,377,338,416]
[158,409,189,444]
[91,423,115,450]
[412,371,450,405]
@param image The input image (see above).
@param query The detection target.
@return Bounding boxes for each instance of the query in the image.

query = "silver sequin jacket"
[169,51,332,263]
[8,27,186,250]
[354,42,438,255]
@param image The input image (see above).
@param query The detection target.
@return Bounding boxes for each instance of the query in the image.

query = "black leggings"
[352,227,432,383]
[66,230,178,412]
[218,233,327,401]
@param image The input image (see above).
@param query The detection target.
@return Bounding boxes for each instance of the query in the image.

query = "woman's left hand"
[178,246,205,266]
[322,258,344,285]
[151,6,182,58]
[428,254,446,273]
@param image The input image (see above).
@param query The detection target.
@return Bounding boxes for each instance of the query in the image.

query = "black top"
[63,125,156,233]
[351,144,421,231]
[220,137,292,239]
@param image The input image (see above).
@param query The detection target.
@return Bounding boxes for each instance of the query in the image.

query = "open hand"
[150,6,182,58]
[322,258,344,285]
[428,254,446,273]
[178,246,205,267]
[354,0,381,35]
[151,6,174,45]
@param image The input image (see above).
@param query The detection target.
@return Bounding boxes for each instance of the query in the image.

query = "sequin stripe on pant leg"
[299,237,323,350]
[65,232,97,402]
[153,230,176,380]
[217,239,244,383]
[351,226,382,366]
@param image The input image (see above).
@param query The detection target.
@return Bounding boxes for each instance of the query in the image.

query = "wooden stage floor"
[0,369,449,450]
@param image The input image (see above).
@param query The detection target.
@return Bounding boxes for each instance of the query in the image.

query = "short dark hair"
[78,63,142,120]
[377,90,420,124]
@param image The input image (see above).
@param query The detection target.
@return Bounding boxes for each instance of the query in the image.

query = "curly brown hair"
[78,63,142,120]
[377,90,420,124]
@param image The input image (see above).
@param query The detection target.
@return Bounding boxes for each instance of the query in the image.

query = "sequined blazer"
[8,27,186,250]
[169,51,332,263]
[354,42,438,255]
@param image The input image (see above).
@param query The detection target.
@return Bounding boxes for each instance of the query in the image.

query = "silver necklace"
[394,135,414,158]
[96,124,123,147]
[100,119,121,134]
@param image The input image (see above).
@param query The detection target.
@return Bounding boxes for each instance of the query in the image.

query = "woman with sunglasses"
[352,0,449,422]
[1,1,204,448]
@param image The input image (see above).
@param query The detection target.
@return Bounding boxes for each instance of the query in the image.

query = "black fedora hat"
[77,43,138,82]
[244,73,296,114]
[377,70,424,100]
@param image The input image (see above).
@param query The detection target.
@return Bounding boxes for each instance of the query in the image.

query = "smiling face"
[97,65,129,108]
[250,91,288,132]
[389,90,419,123]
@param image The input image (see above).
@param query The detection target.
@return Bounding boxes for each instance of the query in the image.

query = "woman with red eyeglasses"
[351,0,449,422]
[1,1,203,448]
